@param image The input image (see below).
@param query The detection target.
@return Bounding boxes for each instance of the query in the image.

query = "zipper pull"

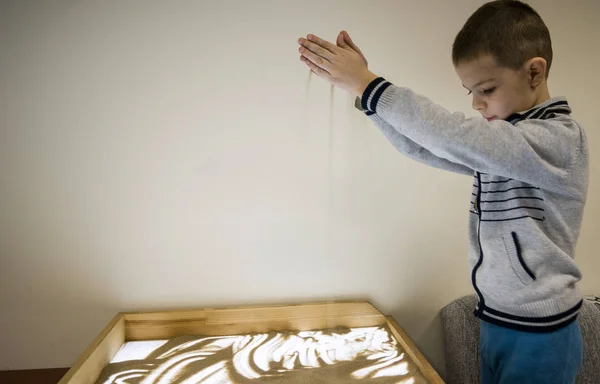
[474,172,481,215]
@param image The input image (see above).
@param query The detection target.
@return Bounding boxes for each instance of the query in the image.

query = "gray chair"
[440,295,600,384]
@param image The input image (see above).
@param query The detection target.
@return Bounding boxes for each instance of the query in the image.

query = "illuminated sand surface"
[96,326,428,383]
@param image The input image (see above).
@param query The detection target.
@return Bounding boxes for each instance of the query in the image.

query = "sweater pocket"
[503,232,536,286]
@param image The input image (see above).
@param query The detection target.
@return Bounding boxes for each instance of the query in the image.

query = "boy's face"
[455,55,534,121]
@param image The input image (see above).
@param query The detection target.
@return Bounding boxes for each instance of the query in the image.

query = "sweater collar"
[505,96,571,124]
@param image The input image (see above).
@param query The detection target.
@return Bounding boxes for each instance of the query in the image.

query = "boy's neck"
[530,85,551,109]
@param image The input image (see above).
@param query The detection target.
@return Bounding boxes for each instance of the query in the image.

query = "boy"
[297,1,587,383]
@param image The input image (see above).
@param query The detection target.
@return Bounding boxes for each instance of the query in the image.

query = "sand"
[95,325,429,384]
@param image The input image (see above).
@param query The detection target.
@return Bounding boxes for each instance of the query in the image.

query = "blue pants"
[479,319,583,384]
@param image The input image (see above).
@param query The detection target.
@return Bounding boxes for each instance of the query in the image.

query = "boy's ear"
[527,57,547,89]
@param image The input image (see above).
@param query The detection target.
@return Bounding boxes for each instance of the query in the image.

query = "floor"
[0,368,69,384]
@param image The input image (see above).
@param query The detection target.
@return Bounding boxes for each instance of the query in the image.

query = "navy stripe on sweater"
[361,77,386,112]
[506,100,571,123]
[370,82,392,113]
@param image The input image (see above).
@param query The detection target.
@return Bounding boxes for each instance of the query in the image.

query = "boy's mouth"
[485,116,497,122]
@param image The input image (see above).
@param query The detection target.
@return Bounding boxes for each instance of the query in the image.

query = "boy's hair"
[452,0,553,78]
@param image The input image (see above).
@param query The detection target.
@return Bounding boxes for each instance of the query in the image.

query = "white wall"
[0,0,598,376]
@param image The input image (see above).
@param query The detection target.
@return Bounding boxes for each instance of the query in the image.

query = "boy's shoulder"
[510,96,587,154]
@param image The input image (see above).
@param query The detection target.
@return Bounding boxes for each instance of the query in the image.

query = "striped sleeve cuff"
[360,77,393,115]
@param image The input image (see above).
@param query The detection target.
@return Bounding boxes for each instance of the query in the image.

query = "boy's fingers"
[300,56,331,78]
[306,34,338,54]
[299,46,331,71]
[299,38,334,61]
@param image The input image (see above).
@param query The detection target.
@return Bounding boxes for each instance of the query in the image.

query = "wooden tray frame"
[58,301,444,384]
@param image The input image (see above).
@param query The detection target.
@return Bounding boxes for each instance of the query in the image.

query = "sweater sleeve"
[368,113,474,176]
[361,78,582,194]
[355,96,473,176]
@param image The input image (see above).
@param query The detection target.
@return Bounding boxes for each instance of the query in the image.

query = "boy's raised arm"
[355,97,474,176]
[362,79,583,194]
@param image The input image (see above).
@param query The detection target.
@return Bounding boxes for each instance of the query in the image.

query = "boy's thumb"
[341,31,358,51]
[337,31,348,47]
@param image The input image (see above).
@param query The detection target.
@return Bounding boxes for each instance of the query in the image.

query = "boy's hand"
[337,30,368,68]
[298,31,378,97]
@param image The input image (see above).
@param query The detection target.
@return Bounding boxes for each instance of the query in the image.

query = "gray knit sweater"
[357,77,589,332]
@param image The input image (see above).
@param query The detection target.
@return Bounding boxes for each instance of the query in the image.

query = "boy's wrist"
[354,71,379,98]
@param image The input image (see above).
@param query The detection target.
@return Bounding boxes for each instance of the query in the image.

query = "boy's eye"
[467,90,472,96]
[483,87,496,95]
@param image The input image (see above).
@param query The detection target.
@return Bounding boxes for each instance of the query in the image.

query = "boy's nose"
[472,95,485,111]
